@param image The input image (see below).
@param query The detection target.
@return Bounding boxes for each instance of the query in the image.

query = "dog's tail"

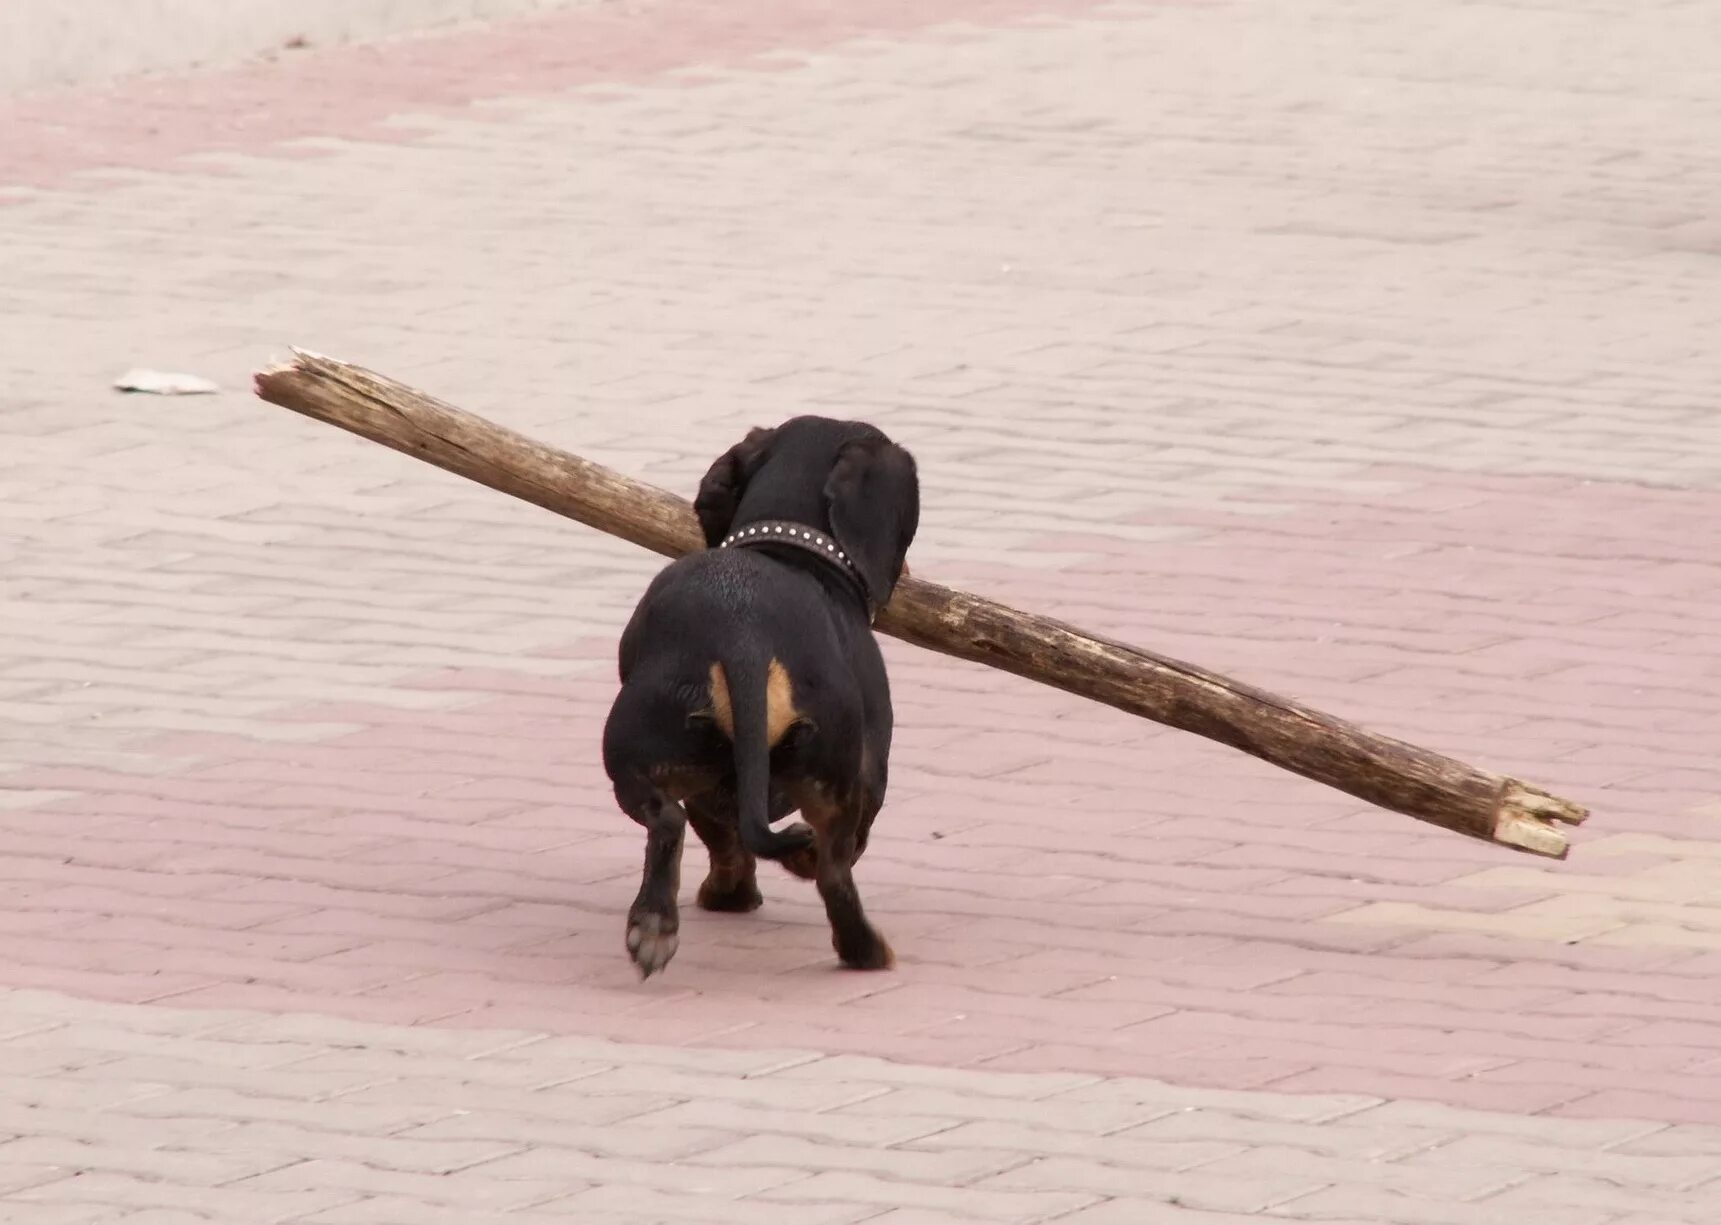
[722,651,802,863]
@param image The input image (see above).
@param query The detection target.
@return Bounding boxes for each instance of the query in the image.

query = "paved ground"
[0,0,601,94]
[3,0,1720,1220]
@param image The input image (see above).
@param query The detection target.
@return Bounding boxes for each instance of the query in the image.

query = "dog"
[602,415,919,977]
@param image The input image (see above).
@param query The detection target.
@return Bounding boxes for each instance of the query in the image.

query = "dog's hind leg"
[613,771,687,977]
[802,788,893,971]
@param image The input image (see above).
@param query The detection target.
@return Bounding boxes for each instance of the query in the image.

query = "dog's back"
[606,546,870,785]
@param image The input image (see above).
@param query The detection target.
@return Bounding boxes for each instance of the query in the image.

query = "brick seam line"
[0,0,1163,197]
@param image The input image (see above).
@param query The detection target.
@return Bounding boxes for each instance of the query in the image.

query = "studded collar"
[718,519,872,616]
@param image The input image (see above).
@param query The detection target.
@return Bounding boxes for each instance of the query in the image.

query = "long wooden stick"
[254,350,1588,858]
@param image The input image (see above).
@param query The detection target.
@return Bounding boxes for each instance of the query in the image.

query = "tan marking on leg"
[647,764,719,803]
[706,659,803,747]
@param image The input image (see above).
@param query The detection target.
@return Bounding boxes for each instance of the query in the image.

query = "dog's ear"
[824,436,920,611]
[694,426,778,546]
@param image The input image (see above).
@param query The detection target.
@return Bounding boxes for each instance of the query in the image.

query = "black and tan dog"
[602,416,920,977]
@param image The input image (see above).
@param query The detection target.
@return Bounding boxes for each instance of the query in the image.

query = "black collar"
[719,519,872,618]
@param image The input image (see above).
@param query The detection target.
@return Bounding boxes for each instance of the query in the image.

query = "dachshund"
[602,416,919,976]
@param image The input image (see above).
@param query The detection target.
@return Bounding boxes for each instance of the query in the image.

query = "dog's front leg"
[685,791,763,913]
[615,775,687,977]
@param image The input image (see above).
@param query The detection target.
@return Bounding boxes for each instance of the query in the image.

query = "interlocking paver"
[1,988,1717,1222]
[975,1155,1327,1213]
[4,1171,363,1221]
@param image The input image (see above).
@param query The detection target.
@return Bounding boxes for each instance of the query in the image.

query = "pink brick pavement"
[0,0,1127,197]
[8,467,1719,1118]
[4,0,1721,1219]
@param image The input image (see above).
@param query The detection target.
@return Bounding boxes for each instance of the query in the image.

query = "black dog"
[602,416,919,977]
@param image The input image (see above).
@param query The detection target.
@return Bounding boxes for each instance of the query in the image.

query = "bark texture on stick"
[254,350,1589,859]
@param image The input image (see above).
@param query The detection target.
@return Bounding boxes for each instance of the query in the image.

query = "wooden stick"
[254,350,1588,858]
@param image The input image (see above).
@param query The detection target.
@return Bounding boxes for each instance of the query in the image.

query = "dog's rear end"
[602,416,919,976]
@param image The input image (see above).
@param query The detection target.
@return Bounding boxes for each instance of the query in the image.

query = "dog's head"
[694,415,919,611]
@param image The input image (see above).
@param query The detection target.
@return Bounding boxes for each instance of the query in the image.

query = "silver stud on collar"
[720,520,861,585]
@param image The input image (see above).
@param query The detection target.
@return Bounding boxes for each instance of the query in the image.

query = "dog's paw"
[835,930,895,972]
[698,875,764,913]
[626,912,680,978]
[773,822,819,880]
